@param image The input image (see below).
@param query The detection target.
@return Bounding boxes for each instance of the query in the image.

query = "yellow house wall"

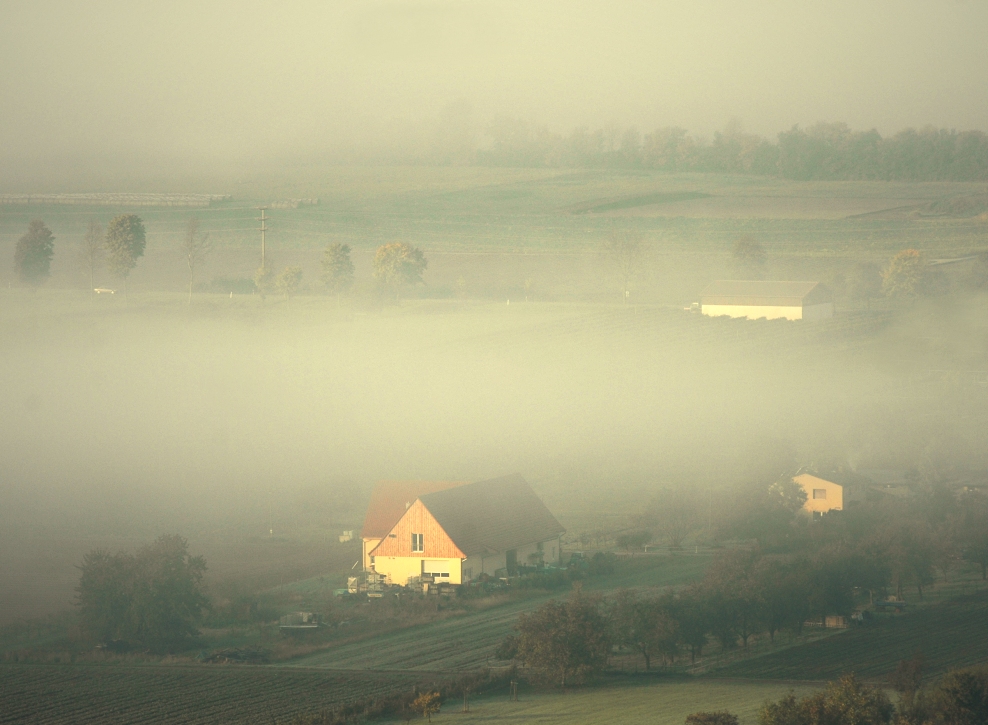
[362,537,381,571]
[703,304,803,320]
[794,474,843,514]
[372,556,463,585]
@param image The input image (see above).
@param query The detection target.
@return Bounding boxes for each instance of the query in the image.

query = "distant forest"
[473,119,988,181]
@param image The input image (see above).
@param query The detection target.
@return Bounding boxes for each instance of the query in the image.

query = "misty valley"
[2,166,988,725]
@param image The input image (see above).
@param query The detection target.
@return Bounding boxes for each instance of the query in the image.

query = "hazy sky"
[2,1,987,169]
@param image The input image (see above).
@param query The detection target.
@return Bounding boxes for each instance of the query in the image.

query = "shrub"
[686,712,739,725]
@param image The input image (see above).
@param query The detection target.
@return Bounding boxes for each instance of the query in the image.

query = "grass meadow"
[2,168,986,305]
[428,679,824,725]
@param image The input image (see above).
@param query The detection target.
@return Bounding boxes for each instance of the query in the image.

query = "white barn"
[700,280,833,321]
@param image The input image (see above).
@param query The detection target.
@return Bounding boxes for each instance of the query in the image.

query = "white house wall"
[802,302,833,320]
[462,552,507,581]
[461,537,561,582]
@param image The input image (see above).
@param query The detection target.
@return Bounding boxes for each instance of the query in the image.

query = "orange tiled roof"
[361,480,467,539]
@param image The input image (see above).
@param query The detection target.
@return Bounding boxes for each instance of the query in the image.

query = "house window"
[813,489,827,500]
[411,533,424,552]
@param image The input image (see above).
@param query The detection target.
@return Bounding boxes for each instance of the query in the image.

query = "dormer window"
[411,533,424,552]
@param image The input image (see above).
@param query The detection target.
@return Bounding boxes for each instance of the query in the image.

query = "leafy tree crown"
[14,219,55,285]
[104,214,147,279]
[321,243,355,294]
[372,242,427,297]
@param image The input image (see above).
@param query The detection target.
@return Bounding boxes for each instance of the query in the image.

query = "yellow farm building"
[794,473,843,516]
[700,280,833,321]
[361,474,565,586]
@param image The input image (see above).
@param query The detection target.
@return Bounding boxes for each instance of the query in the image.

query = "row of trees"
[506,513,986,685]
[478,118,988,181]
[12,216,430,304]
[15,215,147,290]
[524,482,988,679]
[251,241,427,303]
[16,216,982,307]
[502,537,904,683]
[757,668,988,725]
[638,473,988,587]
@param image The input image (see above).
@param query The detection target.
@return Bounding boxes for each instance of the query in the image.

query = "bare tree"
[602,231,648,303]
[183,217,212,304]
[80,219,103,293]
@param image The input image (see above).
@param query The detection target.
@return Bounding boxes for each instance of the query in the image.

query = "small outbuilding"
[700,280,833,321]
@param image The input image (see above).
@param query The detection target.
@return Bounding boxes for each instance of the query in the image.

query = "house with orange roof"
[360,480,467,571]
[362,474,565,586]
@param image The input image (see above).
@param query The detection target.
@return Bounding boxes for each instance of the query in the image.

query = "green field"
[282,555,711,672]
[406,678,823,725]
[0,665,422,725]
[0,665,821,725]
[718,591,988,681]
[3,169,986,306]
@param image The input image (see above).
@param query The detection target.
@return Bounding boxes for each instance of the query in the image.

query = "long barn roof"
[701,280,831,306]
[418,474,565,557]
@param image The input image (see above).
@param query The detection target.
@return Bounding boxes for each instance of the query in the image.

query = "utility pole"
[256,207,268,268]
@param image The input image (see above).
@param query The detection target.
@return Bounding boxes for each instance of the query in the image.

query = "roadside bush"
[927,666,988,725]
[203,276,256,294]
[514,569,572,590]
[759,675,894,725]
[588,552,617,576]
[686,712,739,725]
